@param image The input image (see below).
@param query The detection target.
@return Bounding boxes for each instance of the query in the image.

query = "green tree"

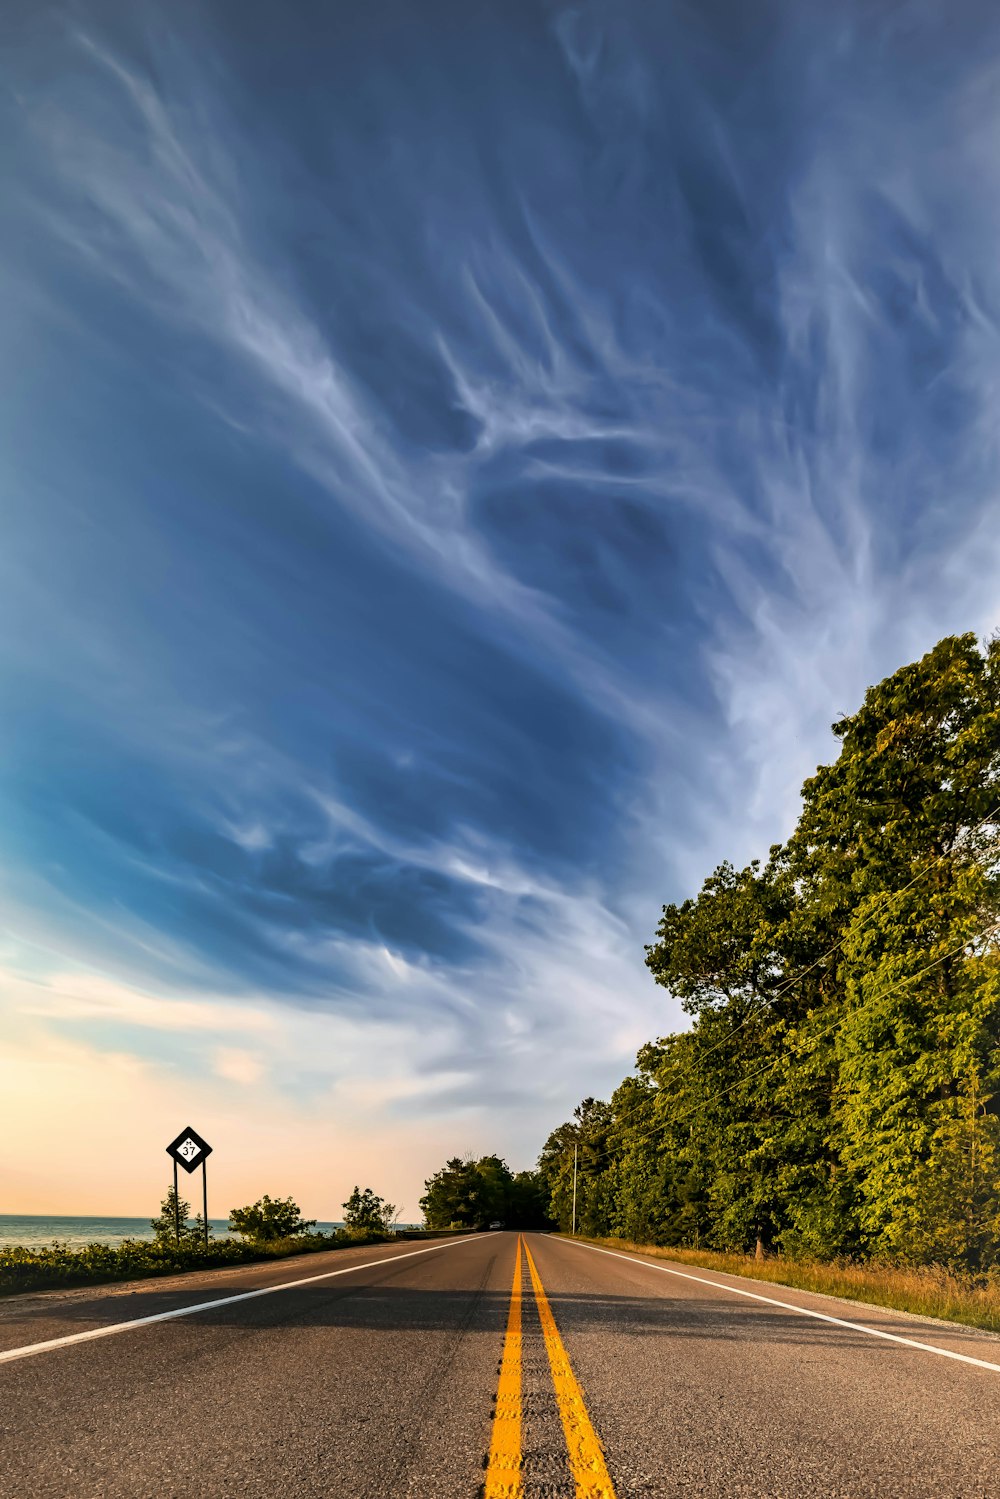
[792,633,1000,1263]
[538,1098,615,1235]
[420,1156,549,1229]
[228,1195,315,1242]
[342,1186,397,1233]
[420,1156,517,1229]
[541,633,1000,1269]
[151,1185,202,1247]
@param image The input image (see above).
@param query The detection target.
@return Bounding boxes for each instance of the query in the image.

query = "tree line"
[537,634,1000,1268]
[152,1183,398,1245]
[420,1156,549,1229]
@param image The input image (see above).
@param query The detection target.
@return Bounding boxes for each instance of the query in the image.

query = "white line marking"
[562,1239,1000,1376]
[0,1234,493,1366]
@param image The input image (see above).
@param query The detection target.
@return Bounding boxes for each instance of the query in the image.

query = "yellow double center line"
[485,1235,617,1499]
[485,1236,524,1496]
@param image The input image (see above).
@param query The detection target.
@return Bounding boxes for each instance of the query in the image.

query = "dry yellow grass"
[563,1235,1000,1334]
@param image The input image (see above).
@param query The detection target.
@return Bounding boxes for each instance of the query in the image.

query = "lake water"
[0,1215,345,1249]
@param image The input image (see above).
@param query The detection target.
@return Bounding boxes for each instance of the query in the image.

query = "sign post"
[166,1127,213,1247]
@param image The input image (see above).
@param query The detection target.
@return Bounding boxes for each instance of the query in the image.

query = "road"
[3,1230,1000,1496]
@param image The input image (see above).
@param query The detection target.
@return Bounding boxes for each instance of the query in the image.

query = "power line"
[570,911,1000,1169]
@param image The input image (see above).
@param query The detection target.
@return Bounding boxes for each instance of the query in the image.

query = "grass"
[0,1226,392,1297]
[563,1235,1000,1335]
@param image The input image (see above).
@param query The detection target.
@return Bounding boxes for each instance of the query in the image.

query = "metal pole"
[572,1142,578,1237]
[173,1158,180,1246]
[202,1159,209,1246]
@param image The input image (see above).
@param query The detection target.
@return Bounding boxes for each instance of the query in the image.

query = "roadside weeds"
[560,1235,1000,1335]
[0,1228,395,1298]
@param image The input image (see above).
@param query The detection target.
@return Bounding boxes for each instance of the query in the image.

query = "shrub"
[342,1186,397,1233]
[228,1195,316,1242]
[0,1224,392,1297]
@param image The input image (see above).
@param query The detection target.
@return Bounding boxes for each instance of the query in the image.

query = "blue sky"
[3,0,1000,1216]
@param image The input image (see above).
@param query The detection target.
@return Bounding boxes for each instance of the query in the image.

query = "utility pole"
[572,1141,578,1237]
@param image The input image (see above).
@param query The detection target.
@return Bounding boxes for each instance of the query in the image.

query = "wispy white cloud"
[22,28,699,752]
[10,969,276,1034]
[4,0,1000,1212]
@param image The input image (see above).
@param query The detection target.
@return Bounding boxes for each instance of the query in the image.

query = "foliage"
[510,1170,551,1229]
[151,1185,205,1247]
[343,1186,397,1233]
[540,634,1000,1270]
[0,1226,388,1297]
[228,1194,316,1242]
[420,1156,550,1230]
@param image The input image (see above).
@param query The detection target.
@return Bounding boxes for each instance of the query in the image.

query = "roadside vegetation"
[534,635,1000,1325]
[568,1237,1000,1336]
[342,1185,398,1233]
[1,1184,398,1297]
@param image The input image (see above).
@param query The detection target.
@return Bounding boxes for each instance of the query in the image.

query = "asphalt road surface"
[3,1230,1000,1497]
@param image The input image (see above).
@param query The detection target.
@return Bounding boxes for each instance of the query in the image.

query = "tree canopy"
[538,634,1000,1267]
[228,1195,316,1242]
[420,1156,550,1230]
[342,1186,397,1233]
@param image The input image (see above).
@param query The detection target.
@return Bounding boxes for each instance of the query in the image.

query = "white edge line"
[0,1234,495,1366]
[563,1239,1000,1376]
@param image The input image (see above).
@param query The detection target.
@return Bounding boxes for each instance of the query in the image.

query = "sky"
[3,0,1000,1221]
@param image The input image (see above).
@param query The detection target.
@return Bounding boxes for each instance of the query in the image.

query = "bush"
[0,1238,248,1295]
[343,1186,397,1233]
[228,1195,316,1242]
[0,1225,393,1297]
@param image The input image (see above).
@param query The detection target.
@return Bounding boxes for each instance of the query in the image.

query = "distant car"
[488,1221,503,1230]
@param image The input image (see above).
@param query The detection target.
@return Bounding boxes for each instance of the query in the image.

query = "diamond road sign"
[166,1126,213,1174]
